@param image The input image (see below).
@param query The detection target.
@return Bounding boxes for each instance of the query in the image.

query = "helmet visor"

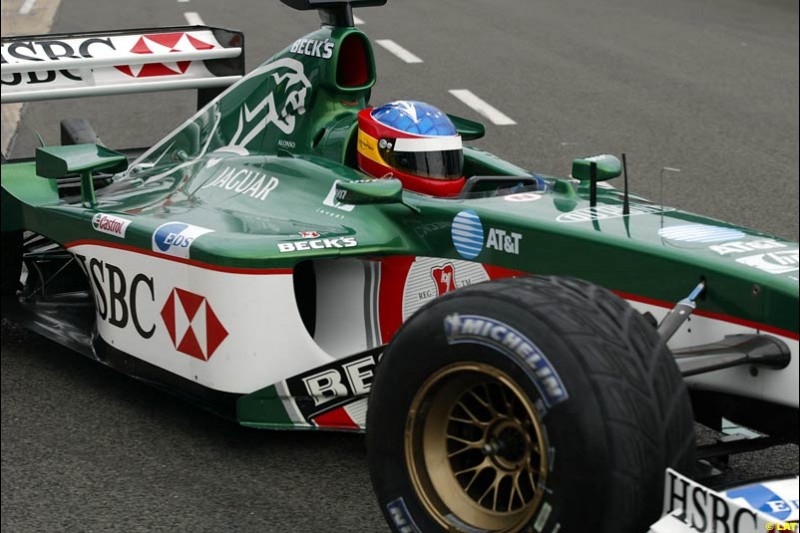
[379,136,463,180]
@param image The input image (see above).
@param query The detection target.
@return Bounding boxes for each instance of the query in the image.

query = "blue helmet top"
[371,100,457,136]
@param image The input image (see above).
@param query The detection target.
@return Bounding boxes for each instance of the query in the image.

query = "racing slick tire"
[1,230,23,296]
[367,276,695,533]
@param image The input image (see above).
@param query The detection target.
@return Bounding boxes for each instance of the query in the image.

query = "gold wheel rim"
[405,363,548,532]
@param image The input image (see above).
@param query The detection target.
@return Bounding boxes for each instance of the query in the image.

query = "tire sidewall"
[369,290,636,533]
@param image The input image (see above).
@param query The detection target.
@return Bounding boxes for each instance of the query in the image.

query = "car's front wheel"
[367,276,695,533]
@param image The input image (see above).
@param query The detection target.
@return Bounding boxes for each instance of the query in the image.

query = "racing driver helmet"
[357,101,465,196]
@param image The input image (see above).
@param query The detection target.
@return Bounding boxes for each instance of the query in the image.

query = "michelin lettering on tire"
[444,313,568,408]
[386,497,421,533]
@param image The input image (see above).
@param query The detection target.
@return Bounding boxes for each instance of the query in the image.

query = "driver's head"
[357,101,465,196]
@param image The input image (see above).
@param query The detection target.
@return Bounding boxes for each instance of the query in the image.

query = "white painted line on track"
[375,39,423,64]
[449,89,517,126]
[177,0,190,3]
[19,0,36,15]
[353,15,365,24]
[184,11,205,25]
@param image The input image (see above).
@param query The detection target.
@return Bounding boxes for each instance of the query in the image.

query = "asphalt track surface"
[1,0,798,531]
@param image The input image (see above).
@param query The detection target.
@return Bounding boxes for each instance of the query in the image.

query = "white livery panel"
[68,242,335,394]
[1,27,243,103]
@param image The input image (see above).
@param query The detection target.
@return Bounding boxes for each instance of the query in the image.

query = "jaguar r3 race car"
[1,1,797,532]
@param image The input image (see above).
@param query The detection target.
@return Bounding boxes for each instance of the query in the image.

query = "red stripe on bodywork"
[617,291,799,341]
[65,239,293,276]
[376,256,415,344]
[376,256,525,344]
[313,407,359,430]
[375,255,798,343]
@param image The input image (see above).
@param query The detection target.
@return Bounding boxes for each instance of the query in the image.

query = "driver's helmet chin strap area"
[356,100,466,197]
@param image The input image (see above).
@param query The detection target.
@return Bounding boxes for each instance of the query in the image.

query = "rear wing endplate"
[1,26,244,105]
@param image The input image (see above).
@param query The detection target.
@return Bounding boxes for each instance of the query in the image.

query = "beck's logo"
[115,32,215,78]
[289,38,334,59]
[277,237,357,253]
[431,264,457,296]
[160,288,228,361]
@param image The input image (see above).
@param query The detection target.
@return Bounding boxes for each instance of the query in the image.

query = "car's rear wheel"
[367,276,695,533]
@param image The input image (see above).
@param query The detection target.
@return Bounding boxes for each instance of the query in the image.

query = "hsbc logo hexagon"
[160,288,228,361]
[115,32,215,78]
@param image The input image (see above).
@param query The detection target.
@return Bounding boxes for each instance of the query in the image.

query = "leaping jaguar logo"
[227,58,311,149]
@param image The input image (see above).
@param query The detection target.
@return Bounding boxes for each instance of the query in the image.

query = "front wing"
[651,469,799,533]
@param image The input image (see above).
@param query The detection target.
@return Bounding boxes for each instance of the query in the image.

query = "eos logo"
[151,222,213,259]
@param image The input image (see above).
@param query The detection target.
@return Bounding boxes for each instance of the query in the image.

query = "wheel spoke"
[497,382,515,416]
[477,471,498,508]
[458,457,494,494]
[448,444,478,460]
[447,434,481,446]
[406,364,549,529]
[455,399,489,427]
[453,457,491,478]
[510,471,525,512]
[446,433,482,449]
[527,468,538,491]
[449,415,486,428]
[469,386,491,409]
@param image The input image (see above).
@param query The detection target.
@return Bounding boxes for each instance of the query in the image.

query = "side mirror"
[335,178,403,205]
[571,154,621,182]
[36,144,127,207]
[446,113,485,141]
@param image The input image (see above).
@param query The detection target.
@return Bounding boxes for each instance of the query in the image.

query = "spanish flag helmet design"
[357,101,465,196]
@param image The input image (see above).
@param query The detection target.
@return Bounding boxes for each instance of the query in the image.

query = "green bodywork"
[2,23,797,430]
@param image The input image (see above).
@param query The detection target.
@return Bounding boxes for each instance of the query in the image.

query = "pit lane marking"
[18,0,36,15]
[449,89,516,126]
[375,39,423,64]
[184,11,205,25]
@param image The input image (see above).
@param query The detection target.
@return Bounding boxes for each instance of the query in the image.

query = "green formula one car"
[1,1,797,532]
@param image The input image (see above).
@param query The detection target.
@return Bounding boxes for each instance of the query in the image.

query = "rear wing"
[0,26,244,106]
